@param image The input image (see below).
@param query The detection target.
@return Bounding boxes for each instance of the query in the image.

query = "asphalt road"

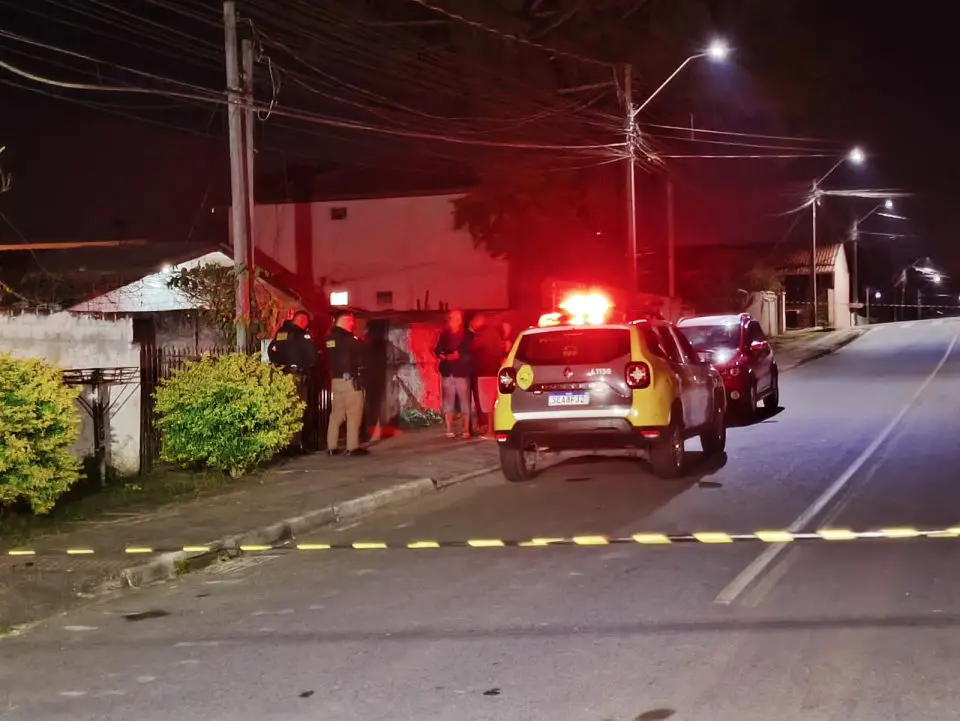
[3,317,959,721]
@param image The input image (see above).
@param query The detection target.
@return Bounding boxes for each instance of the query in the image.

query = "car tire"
[763,370,780,410]
[651,410,685,479]
[499,445,537,483]
[700,395,727,455]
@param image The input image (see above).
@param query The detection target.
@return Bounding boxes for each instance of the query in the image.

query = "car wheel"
[499,444,537,483]
[651,412,685,479]
[700,396,727,455]
[763,370,780,410]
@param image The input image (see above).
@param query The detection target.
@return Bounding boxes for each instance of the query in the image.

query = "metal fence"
[139,346,339,473]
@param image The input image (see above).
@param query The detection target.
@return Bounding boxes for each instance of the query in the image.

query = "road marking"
[899,322,913,329]
[932,319,944,326]
[714,332,959,606]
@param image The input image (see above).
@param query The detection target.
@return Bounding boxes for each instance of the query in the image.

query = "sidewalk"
[0,430,500,629]
[773,327,867,372]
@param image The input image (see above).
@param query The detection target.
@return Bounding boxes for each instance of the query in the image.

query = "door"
[652,325,707,429]
[671,326,713,425]
[669,326,712,427]
[746,321,773,393]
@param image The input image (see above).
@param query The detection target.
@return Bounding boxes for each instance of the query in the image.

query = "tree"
[166,264,285,344]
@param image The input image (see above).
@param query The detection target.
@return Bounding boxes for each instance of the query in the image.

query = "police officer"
[324,310,369,456]
[267,310,318,452]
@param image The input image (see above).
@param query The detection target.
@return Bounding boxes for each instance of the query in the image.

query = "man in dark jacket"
[434,309,473,439]
[267,311,318,451]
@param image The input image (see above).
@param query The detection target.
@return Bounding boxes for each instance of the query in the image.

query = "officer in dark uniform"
[324,310,369,456]
[267,310,318,452]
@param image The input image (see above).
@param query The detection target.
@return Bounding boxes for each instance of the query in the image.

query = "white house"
[250,192,509,312]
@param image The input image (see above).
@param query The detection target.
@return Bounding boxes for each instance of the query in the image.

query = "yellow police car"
[493,292,727,481]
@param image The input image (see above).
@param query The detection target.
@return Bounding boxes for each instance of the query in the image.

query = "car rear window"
[678,323,741,350]
[515,328,631,366]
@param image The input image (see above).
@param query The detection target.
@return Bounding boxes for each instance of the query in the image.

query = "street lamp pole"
[809,147,864,327]
[624,62,638,297]
[622,39,729,297]
[850,198,894,306]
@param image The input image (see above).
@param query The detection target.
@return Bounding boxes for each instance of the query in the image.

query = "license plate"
[548,392,589,407]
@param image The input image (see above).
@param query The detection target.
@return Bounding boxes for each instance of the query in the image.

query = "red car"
[676,313,779,417]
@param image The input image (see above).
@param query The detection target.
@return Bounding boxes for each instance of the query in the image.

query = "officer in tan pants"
[324,310,369,456]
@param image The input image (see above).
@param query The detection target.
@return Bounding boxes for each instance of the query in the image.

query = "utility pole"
[242,38,256,312]
[865,286,871,322]
[666,178,676,298]
[810,180,818,327]
[623,63,638,299]
[224,0,250,352]
[851,217,859,305]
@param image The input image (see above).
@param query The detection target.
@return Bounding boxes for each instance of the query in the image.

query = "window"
[330,206,347,221]
[376,290,393,306]
[653,325,684,364]
[329,290,349,306]
[747,322,766,344]
[671,327,704,365]
[515,328,631,366]
[679,323,741,351]
[639,326,667,359]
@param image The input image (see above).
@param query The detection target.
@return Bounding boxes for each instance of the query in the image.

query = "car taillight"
[625,362,651,389]
[498,366,518,394]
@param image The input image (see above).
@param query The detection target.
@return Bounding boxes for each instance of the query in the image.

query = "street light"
[625,39,730,297]
[809,146,865,326]
[850,197,899,304]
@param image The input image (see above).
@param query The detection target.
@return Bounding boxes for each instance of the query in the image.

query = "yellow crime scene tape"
[3,527,957,557]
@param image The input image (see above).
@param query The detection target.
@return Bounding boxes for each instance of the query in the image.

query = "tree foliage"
[154,354,303,477]
[0,354,82,514]
[166,264,284,343]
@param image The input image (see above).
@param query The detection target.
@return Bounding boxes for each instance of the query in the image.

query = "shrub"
[0,354,82,514]
[154,353,303,477]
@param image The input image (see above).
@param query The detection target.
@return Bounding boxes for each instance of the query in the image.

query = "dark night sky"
[0,0,957,294]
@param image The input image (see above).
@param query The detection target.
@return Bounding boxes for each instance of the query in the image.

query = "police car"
[492,292,727,481]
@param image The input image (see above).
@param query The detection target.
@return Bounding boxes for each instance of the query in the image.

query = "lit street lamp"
[810,146,865,326]
[625,40,730,297]
[850,197,899,304]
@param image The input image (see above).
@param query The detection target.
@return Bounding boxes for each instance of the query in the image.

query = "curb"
[111,463,501,591]
[778,329,867,373]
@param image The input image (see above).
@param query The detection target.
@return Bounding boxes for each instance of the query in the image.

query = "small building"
[778,243,852,329]
[70,250,300,352]
[232,190,510,315]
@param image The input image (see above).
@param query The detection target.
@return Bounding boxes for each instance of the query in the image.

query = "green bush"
[0,354,82,514]
[154,353,303,477]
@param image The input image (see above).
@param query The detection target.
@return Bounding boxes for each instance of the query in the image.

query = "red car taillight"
[625,361,651,389]
[498,366,518,394]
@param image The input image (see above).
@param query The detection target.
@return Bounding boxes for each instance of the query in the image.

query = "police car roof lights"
[537,291,613,328]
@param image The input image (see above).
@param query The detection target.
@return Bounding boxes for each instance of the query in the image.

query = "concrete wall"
[251,194,509,312]
[833,251,853,329]
[0,312,141,474]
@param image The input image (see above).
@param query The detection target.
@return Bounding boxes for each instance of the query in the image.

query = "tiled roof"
[776,243,844,275]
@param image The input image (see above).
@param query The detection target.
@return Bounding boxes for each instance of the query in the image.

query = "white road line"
[899,322,913,329]
[714,332,959,606]
[932,319,944,326]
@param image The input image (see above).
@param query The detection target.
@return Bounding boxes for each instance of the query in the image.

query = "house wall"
[833,251,853,329]
[252,194,509,312]
[0,312,141,474]
[153,311,224,352]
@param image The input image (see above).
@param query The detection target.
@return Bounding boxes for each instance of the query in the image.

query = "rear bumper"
[494,417,666,451]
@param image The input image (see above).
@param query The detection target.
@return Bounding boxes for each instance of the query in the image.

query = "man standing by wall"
[467,313,501,438]
[434,309,473,439]
[324,310,369,457]
[267,310,318,453]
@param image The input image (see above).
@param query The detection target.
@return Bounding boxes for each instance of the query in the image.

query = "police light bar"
[558,291,612,325]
